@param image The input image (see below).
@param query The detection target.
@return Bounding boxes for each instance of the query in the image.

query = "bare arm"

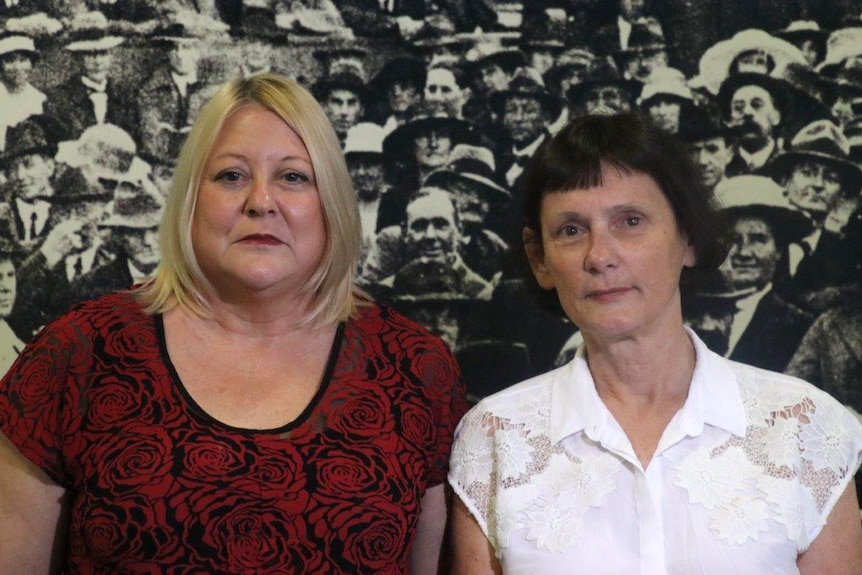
[0,431,68,574]
[410,483,448,575]
[798,480,862,574]
[450,493,502,575]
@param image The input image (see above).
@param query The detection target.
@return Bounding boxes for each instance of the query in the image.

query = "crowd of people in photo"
[1,0,861,416]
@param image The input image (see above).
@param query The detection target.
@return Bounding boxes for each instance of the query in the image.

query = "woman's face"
[527,165,695,341]
[193,104,326,299]
[0,259,16,318]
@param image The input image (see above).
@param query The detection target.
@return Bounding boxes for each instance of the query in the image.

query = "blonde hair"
[136,72,363,326]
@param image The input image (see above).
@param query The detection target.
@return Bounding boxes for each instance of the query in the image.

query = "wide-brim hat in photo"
[816,27,862,75]
[311,69,369,103]
[148,22,201,46]
[676,104,730,143]
[99,181,164,229]
[369,56,426,93]
[343,122,385,160]
[637,67,693,106]
[716,71,792,118]
[766,119,862,188]
[382,111,476,161]
[0,34,38,61]
[65,18,125,52]
[690,29,808,96]
[715,175,814,245]
[55,123,140,184]
[775,20,827,50]
[489,66,562,119]
[566,58,641,106]
[0,119,55,167]
[815,64,862,98]
[423,144,510,203]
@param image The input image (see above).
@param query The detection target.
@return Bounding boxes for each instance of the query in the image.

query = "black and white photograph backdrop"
[1,0,861,483]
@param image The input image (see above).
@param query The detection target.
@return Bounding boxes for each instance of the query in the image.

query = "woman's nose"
[244,180,275,216]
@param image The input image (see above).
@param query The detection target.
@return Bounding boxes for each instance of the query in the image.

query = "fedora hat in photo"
[519,8,567,51]
[676,104,729,143]
[766,119,862,188]
[466,42,528,74]
[489,66,562,119]
[566,58,640,106]
[99,181,164,229]
[615,17,666,56]
[0,119,55,168]
[311,68,369,103]
[423,144,510,203]
[715,175,814,246]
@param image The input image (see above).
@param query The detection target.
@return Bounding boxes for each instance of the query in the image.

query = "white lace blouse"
[449,330,862,575]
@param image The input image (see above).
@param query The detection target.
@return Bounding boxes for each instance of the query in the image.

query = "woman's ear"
[683,238,696,269]
[523,227,555,290]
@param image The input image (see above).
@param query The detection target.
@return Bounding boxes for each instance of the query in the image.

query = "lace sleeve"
[448,406,498,543]
[793,392,862,545]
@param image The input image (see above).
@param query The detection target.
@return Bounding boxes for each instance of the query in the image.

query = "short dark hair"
[520,112,729,316]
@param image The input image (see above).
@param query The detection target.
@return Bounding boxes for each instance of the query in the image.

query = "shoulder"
[347,300,458,363]
[455,365,561,442]
[43,291,150,341]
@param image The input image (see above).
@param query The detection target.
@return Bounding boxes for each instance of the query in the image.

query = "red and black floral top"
[0,292,467,574]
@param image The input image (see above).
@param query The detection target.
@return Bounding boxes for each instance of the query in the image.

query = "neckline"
[154,313,346,434]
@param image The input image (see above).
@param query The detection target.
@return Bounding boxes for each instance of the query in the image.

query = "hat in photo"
[369,56,426,94]
[716,71,791,118]
[816,27,862,75]
[615,17,666,56]
[343,122,385,160]
[312,44,368,79]
[149,22,201,46]
[423,144,510,203]
[65,12,125,52]
[466,42,528,74]
[100,181,164,229]
[489,66,562,119]
[774,20,827,53]
[382,106,476,161]
[312,69,369,103]
[715,175,814,245]
[519,8,567,51]
[637,67,694,106]
[690,29,808,95]
[0,34,38,61]
[766,119,862,188]
[0,119,56,167]
[676,104,729,143]
[55,123,138,181]
[566,58,641,106]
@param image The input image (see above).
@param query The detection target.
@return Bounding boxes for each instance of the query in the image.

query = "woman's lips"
[239,234,282,245]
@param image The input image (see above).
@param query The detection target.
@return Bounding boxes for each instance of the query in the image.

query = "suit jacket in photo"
[43,77,137,142]
[728,290,814,373]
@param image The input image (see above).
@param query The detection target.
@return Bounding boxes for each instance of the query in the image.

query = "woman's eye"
[624,216,643,227]
[283,171,309,183]
[215,170,242,183]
